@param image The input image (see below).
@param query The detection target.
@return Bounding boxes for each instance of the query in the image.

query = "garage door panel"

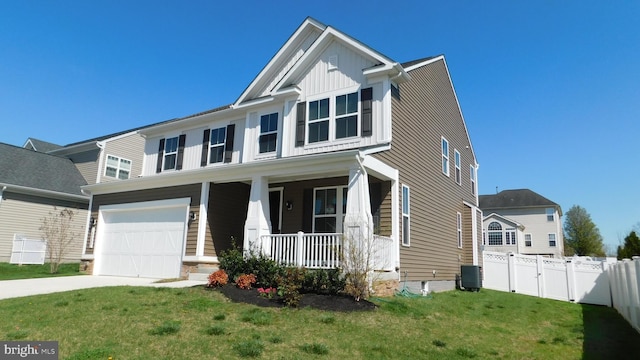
[97,205,186,279]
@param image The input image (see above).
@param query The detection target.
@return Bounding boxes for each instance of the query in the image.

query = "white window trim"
[525,233,532,247]
[312,186,348,233]
[470,165,477,195]
[162,136,179,171]
[402,184,410,247]
[487,221,503,246]
[258,112,279,155]
[506,228,516,245]
[306,87,361,145]
[457,212,462,248]
[104,154,132,180]
[548,233,557,247]
[208,127,227,164]
[546,208,555,222]
[454,149,461,185]
[441,137,449,176]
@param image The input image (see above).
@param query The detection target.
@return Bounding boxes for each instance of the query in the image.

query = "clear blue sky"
[1,1,638,254]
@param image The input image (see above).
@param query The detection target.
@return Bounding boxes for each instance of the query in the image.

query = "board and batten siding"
[0,192,88,262]
[86,184,201,256]
[373,58,478,282]
[99,134,145,183]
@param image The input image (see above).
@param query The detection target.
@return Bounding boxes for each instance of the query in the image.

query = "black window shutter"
[176,134,186,170]
[302,188,313,233]
[156,138,165,173]
[200,129,210,167]
[295,102,306,147]
[361,87,373,137]
[224,124,235,163]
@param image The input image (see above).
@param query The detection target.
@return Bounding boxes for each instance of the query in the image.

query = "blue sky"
[1,1,638,253]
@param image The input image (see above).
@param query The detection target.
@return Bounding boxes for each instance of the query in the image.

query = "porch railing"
[262,232,395,271]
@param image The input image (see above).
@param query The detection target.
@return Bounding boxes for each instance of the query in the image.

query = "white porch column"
[243,176,272,256]
[343,160,374,272]
[196,182,210,257]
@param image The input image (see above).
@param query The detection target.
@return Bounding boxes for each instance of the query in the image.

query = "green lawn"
[0,286,638,359]
[0,263,82,280]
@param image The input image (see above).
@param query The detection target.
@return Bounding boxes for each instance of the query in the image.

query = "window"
[454,150,461,185]
[505,228,516,245]
[487,222,503,245]
[308,98,330,143]
[548,233,557,247]
[457,212,463,248]
[482,230,486,246]
[546,208,555,222]
[105,155,131,180]
[335,92,358,139]
[441,137,449,176]
[402,185,410,246]
[259,113,278,153]
[525,234,532,247]
[209,127,226,164]
[313,186,347,233]
[470,165,477,195]
[163,136,179,170]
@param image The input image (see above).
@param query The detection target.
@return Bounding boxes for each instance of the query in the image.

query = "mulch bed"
[210,284,377,312]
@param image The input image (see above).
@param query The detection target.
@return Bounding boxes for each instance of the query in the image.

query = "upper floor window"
[525,233,532,247]
[456,212,462,248]
[546,208,555,221]
[454,149,461,185]
[402,185,410,246]
[208,127,226,164]
[308,98,330,143]
[487,221,502,245]
[313,186,347,233]
[163,136,179,170]
[335,92,358,139]
[441,137,449,176]
[105,155,131,180]
[548,233,557,247]
[505,228,516,245]
[259,113,278,153]
[470,165,477,195]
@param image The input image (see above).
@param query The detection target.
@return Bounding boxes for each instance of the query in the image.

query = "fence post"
[566,259,576,302]
[624,259,638,330]
[508,253,516,292]
[296,231,304,267]
[632,258,640,332]
[536,255,545,298]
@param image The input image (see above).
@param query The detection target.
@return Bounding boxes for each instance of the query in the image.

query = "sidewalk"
[0,276,206,300]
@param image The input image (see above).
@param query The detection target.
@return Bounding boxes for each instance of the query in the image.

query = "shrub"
[276,267,306,307]
[207,269,229,288]
[236,274,257,290]
[219,245,246,281]
[244,254,282,288]
[302,268,345,295]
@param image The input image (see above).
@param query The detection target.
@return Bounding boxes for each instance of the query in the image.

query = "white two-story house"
[480,189,564,258]
[81,17,481,293]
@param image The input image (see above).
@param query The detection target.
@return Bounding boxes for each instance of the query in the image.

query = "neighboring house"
[81,17,481,293]
[0,143,88,262]
[479,189,564,258]
[0,128,148,263]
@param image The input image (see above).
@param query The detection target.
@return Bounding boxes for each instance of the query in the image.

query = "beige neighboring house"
[0,129,147,263]
[480,189,564,258]
[81,17,481,293]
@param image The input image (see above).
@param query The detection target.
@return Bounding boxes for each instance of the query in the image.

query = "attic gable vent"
[328,55,338,71]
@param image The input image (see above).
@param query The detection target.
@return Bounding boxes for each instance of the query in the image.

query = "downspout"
[0,186,6,206]
[95,141,106,184]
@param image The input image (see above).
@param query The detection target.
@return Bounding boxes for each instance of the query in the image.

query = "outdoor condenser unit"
[460,265,482,291]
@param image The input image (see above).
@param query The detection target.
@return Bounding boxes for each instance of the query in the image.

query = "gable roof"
[0,142,88,198]
[483,212,525,230]
[479,189,561,214]
[23,138,63,153]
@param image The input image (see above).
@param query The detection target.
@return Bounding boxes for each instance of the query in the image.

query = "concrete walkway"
[0,276,207,300]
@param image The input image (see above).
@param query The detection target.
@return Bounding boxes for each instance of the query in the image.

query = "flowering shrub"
[257,287,277,299]
[207,269,229,288]
[236,273,257,290]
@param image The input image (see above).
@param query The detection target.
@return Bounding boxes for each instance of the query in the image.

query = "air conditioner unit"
[460,265,482,292]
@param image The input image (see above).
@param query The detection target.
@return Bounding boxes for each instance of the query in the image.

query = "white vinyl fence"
[482,251,611,306]
[10,234,47,265]
[609,257,640,333]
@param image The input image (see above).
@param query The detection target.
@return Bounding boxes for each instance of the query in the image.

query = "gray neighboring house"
[479,189,564,258]
[0,143,89,262]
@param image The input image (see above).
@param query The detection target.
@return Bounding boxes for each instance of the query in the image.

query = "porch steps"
[188,264,219,282]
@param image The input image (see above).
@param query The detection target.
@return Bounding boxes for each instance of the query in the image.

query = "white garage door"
[96,205,187,279]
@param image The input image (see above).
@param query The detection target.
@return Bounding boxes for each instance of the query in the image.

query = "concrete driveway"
[0,276,206,300]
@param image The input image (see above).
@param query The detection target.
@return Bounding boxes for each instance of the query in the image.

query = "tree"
[563,205,605,257]
[40,207,78,273]
[617,230,640,260]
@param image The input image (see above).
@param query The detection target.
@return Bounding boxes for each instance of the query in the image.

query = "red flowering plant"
[235,273,257,290]
[257,287,277,299]
[207,269,228,288]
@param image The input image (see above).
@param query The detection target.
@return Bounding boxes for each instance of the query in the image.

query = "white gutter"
[0,183,89,202]
[0,186,6,206]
